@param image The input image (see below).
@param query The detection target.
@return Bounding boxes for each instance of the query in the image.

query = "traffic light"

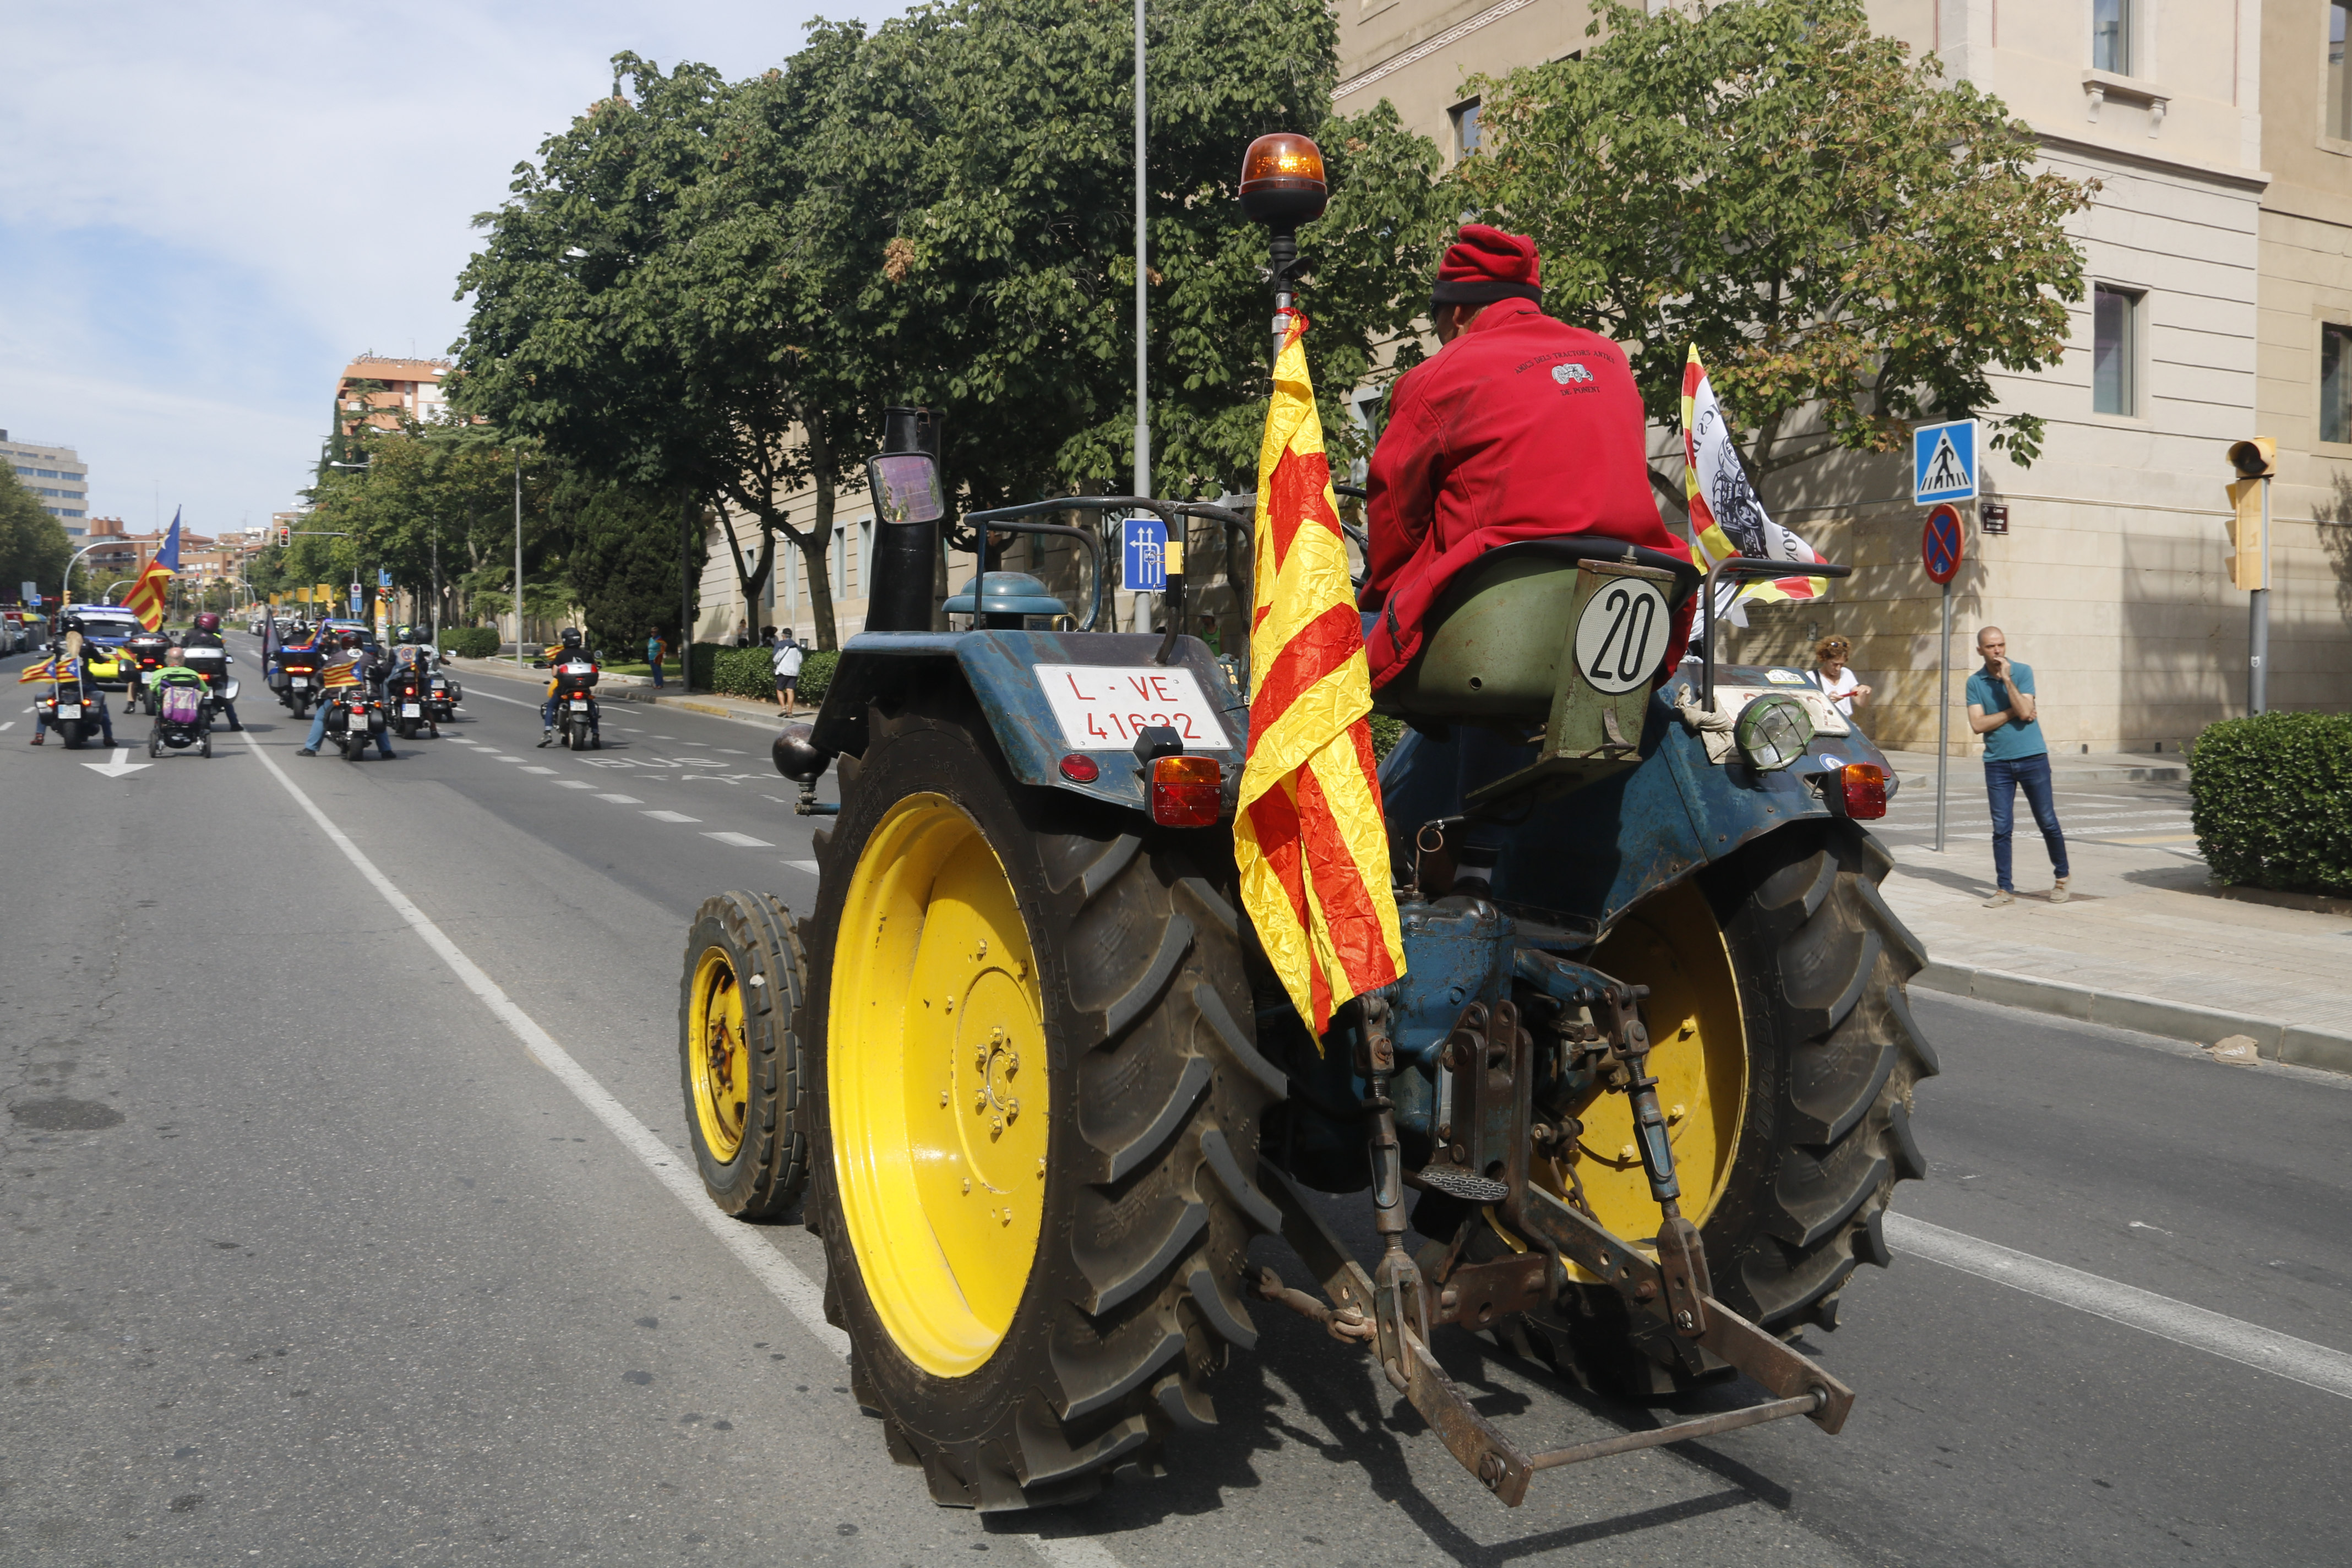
[2223,437,2275,592]
[276,523,291,547]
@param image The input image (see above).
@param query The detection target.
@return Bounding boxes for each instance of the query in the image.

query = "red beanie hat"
[1431,224,1542,307]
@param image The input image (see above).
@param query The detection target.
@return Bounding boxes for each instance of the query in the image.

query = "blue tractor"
[676,142,1932,1514]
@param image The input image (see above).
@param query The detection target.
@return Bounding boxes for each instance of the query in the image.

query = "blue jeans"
[308,704,393,756]
[649,658,664,688]
[1985,753,2068,892]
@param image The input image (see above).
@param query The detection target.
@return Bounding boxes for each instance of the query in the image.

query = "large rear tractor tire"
[1495,821,1935,1392]
[679,891,810,1218]
[805,694,1286,1510]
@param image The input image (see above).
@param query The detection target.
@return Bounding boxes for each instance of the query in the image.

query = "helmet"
[194,612,221,632]
[341,630,362,649]
[560,627,582,647]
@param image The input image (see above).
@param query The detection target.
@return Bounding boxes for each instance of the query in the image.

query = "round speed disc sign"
[1574,577,1673,695]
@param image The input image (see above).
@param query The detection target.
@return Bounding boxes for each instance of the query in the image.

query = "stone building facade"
[1335,0,2351,754]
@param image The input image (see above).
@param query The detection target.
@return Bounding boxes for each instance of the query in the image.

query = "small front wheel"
[679,891,810,1218]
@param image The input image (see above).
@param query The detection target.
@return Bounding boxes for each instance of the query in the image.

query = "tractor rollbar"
[1697,555,1854,712]
[961,497,1251,662]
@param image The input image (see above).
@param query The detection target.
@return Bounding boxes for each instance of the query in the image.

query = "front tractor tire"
[805,695,1286,1510]
[679,890,810,1218]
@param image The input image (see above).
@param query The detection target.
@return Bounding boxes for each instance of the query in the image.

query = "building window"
[2093,286,2140,416]
[2324,322,2352,444]
[2331,2,2350,140]
[2093,0,2132,76]
[1450,99,1480,159]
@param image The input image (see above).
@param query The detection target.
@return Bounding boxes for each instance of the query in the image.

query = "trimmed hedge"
[439,627,500,659]
[2189,713,2352,895]
[683,643,840,707]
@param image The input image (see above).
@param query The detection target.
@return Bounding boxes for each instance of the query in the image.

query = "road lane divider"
[240,726,1130,1568]
[1887,1214,2352,1401]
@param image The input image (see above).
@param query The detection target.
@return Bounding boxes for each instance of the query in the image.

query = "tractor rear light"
[1841,763,1887,820]
[1150,755,1222,827]
[1057,753,1100,784]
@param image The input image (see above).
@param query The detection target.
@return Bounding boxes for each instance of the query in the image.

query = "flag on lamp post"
[121,510,183,631]
[1234,313,1405,1035]
[1681,349,1825,629]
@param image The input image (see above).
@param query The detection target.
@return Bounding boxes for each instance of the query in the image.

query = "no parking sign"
[1922,504,1964,585]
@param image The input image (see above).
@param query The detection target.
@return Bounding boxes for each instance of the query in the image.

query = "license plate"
[290,676,309,687]
[569,700,590,711]
[401,703,421,717]
[56,704,81,718]
[1032,663,1229,750]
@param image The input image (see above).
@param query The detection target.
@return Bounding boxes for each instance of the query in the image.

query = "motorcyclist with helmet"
[177,611,243,729]
[28,632,118,747]
[539,627,600,747]
[298,630,394,758]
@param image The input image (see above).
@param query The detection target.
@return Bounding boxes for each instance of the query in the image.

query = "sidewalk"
[1876,745,2187,791]
[1872,779,2352,1078]
[448,656,797,733]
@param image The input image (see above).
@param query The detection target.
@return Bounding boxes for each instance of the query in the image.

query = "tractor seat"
[1373,537,1701,721]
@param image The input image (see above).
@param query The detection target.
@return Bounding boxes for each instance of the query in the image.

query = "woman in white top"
[1814,635,1871,717]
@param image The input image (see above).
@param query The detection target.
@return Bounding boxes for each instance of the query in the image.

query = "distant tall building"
[1,430,90,535]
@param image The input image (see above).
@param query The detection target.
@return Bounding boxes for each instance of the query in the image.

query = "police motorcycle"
[120,630,172,713]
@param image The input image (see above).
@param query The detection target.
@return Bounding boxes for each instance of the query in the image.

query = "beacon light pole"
[1237,132,1329,367]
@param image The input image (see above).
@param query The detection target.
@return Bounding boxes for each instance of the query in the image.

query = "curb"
[1912,960,2352,1077]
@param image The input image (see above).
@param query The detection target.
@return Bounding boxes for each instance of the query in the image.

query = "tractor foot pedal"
[1412,1162,1509,1205]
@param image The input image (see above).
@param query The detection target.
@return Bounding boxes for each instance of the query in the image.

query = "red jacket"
[1360,302,1692,689]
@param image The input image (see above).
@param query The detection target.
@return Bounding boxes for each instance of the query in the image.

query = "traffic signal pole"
[2250,473,2270,714]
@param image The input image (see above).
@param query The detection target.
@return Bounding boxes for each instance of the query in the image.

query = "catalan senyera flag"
[1681,349,1825,630]
[120,510,183,631]
[1234,314,1406,1036]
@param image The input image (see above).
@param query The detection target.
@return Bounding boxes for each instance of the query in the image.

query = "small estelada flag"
[16,654,63,685]
[1681,349,1826,629]
[121,510,183,631]
[1234,313,1406,1036]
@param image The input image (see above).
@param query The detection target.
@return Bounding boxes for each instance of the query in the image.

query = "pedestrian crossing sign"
[1913,418,1979,505]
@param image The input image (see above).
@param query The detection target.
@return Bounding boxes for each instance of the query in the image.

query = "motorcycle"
[148,680,211,759]
[552,656,601,750]
[275,646,323,717]
[120,631,172,713]
[385,649,461,737]
[33,666,103,749]
[180,645,238,725]
[323,684,384,760]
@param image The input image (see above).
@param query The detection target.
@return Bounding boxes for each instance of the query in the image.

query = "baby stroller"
[150,680,213,759]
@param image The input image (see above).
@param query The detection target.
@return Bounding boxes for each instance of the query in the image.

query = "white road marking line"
[703,831,775,848]
[644,809,701,823]
[553,780,596,790]
[785,859,820,874]
[519,766,557,775]
[0,722,12,732]
[478,752,515,760]
[240,727,1123,1568]
[597,793,643,804]
[473,688,538,709]
[235,728,848,1358]
[1887,1214,2352,1401]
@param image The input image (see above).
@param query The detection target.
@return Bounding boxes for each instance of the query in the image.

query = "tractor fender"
[808,629,1248,815]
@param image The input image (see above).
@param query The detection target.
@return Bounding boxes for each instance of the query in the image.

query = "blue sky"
[0,0,884,536]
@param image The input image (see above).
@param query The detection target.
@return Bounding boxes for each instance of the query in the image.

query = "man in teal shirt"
[1966,626,2070,907]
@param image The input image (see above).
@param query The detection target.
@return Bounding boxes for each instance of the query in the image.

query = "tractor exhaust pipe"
[865,406,945,634]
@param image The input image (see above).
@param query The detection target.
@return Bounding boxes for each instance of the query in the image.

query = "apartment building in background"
[1335,0,2352,753]
[2,430,91,533]
[336,356,452,438]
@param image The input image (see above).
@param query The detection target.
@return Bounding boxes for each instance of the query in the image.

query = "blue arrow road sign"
[1913,418,1979,504]
[1121,515,1168,594]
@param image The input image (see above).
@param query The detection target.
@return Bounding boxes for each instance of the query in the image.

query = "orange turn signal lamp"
[1149,755,1223,828]
[1839,763,1887,820]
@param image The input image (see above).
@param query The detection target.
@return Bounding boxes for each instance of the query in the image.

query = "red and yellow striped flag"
[1234,314,1406,1036]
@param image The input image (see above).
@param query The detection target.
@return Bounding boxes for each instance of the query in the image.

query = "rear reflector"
[1841,763,1887,820]
[1150,755,1222,827]
[1057,753,1100,784]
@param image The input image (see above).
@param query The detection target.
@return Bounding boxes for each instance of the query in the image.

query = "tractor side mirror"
[868,451,946,526]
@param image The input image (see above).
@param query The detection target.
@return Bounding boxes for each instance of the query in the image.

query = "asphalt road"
[4,635,2348,1566]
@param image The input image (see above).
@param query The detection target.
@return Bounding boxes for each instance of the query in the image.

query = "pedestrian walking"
[1812,635,1871,718]
[646,628,666,689]
[1966,626,2069,907]
[772,629,804,714]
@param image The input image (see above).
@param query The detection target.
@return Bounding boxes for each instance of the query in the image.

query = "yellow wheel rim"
[830,793,1049,1378]
[689,946,751,1163]
[1558,878,1746,1248]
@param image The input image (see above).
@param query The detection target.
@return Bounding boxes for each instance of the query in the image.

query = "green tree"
[564,477,700,658]
[1456,0,2094,503]
[0,473,74,606]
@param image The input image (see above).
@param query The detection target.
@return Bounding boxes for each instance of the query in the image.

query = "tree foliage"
[0,474,73,606]
[449,3,1448,647]
[1456,0,2094,498]
[566,477,697,657]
